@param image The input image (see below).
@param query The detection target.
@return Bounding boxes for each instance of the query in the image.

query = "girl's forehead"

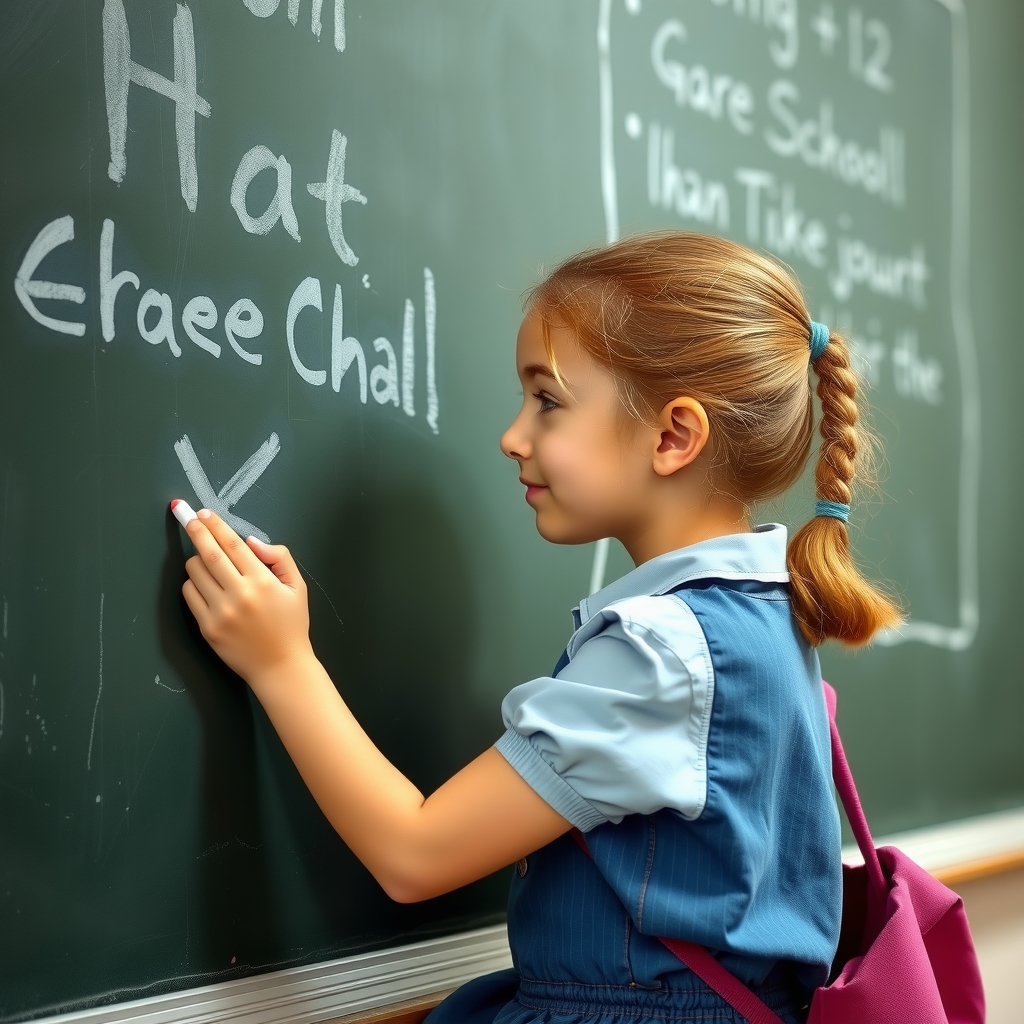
[516,313,579,372]
[515,317,546,368]
[516,315,615,406]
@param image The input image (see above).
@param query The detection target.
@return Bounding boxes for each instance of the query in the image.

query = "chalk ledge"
[31,807,1024,1024]
[842,806,1024,885]
[27,926,512,1024]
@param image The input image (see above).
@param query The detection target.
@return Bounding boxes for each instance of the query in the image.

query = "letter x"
[174,432,280,542]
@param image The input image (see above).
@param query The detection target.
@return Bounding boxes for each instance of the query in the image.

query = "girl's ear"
[652,398,710,477]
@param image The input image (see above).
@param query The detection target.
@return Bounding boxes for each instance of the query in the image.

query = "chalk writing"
[330,284,368,402]
[652,20,755,135]
[425,268,439,435]
[830,237,928,306]
[287,278,327,387]
[182,296,222,359]
[173,432,281,543]
[706,0,799,69]
[765,81,905,205]
[893,330,942,405]
[225,300,265,365]
[100,219,139,343]
[370,338,400,407]
[13,2,440,435]
[102,0,211,212]
[307,130,367,266]
[735,168,827,266]
[137,290,182,358]
[243,0,346,53]
[847,8,893,93]
[401,299,415,417]
[649,124,730,229]
[810,4,841,56]
[14,216,85,336]
[231,146,302,242]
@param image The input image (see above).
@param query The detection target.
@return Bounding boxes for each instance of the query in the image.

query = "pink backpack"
[659,682,986,1024]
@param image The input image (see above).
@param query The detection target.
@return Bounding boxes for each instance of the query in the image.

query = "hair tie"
[815,499,850,522]
[809,320,830,360]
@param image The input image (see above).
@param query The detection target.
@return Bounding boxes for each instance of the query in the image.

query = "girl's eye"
[534,391,559,413]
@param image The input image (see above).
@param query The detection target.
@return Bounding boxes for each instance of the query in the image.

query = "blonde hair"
[527,231,901,647]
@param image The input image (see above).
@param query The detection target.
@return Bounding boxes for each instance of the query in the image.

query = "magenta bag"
[659,682,986,1024]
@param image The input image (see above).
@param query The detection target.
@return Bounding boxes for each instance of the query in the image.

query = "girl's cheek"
[554,447,607,506]
[544,436,582,483]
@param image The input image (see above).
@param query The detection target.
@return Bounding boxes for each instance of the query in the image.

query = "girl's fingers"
[181,578,211,627]
[195,510,266,576]
[247,537,304,590]
[184,554,224,607]
[183,517,238,588]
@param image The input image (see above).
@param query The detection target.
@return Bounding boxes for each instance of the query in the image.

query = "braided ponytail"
[528,232,901,647]
[787,331,902,646]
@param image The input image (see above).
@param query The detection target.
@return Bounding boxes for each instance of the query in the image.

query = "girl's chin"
[533,512,606,548]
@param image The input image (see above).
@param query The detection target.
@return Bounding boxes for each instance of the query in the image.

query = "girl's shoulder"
[500,590,718,826]
[564,579,806,697]
[574,591,703,643]
[560,593,712,702]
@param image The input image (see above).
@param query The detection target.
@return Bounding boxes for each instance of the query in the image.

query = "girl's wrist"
[246,643,322,699]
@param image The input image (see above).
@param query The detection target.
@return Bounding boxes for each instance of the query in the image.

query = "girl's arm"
[180,510,571,903]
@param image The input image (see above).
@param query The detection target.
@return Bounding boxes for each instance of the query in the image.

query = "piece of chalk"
[170,499,198,528]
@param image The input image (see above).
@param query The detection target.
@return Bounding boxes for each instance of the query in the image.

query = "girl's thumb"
[247,536,301,588]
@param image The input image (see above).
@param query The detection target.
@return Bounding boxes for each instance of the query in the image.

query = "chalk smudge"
[155,674,185,694]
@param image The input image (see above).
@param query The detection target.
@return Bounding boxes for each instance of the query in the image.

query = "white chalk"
[170,498,198,527]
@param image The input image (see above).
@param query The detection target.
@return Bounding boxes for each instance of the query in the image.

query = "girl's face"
[500,312,653,547]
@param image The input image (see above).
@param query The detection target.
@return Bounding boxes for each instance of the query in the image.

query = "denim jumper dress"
[427,535,842,1024]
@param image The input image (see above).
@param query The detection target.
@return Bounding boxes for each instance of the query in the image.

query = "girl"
[176,232,901,1024]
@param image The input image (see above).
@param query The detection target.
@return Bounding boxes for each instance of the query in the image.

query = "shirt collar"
[576,523,790,626]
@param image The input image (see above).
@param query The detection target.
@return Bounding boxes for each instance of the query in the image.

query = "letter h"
[102,0,211,212]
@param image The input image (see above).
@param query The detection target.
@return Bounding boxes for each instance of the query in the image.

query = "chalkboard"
[2,0,1023,1020]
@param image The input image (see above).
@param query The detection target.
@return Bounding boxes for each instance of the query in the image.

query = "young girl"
[176,232,901,1024]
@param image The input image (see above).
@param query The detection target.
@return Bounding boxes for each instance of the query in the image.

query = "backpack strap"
[822,682,886,897]
[569,829,785,1024]
[657,938,786,1024]
[822,682,888,944]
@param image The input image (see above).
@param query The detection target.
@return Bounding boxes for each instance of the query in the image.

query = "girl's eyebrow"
[522,363,558,383]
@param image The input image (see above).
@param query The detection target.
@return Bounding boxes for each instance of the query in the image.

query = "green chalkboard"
[2,0,1023,1019]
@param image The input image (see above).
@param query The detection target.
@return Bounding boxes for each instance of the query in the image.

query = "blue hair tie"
[815,499,850,522]
[809,320,830,360]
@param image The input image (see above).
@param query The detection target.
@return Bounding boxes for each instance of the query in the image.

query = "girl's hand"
[177,507,571,902]
[180,509,313,684]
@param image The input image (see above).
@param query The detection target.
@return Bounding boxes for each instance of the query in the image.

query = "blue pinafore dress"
[427,534,842,1024]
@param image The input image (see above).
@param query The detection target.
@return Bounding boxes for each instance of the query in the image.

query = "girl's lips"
[525,484,548,505]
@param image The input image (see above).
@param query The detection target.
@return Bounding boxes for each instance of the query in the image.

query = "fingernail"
[197,508,212,520]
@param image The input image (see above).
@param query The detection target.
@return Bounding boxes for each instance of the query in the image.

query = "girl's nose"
[500,410,530,461]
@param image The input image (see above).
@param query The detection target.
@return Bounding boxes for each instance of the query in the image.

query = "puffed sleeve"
[494,594,715,832]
